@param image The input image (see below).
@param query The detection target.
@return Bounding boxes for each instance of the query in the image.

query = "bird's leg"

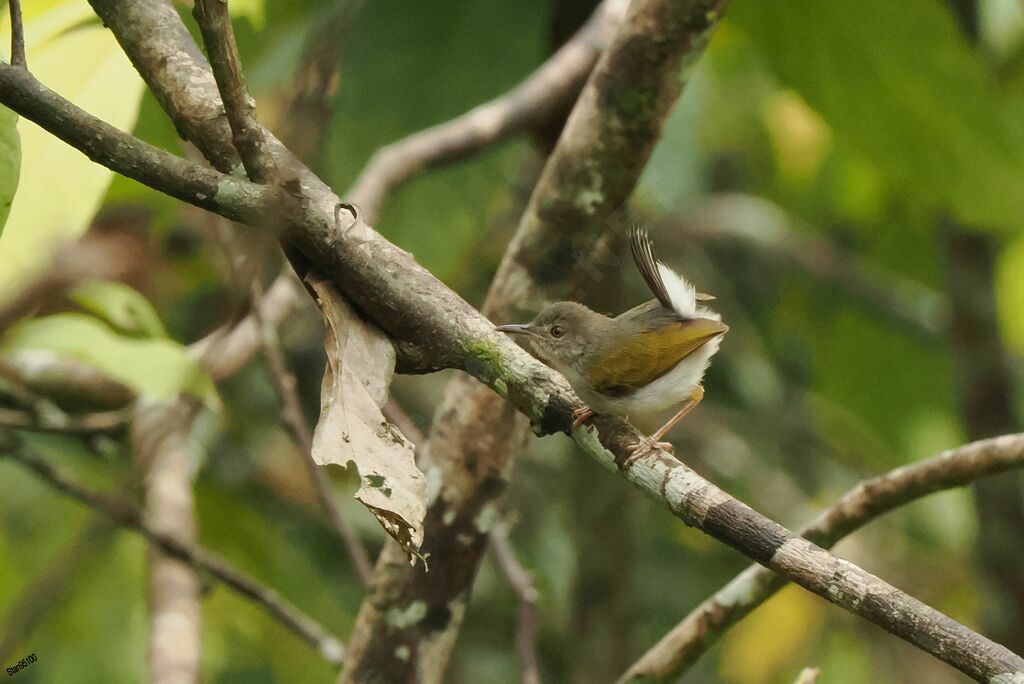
[571,406,597,430]
[625,385,705,466]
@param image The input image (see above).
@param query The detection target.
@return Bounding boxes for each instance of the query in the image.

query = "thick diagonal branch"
[340,1,727,680]
[3,3,1019,681]
[620,432,1024,682]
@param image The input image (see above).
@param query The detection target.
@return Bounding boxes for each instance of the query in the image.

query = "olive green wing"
[586,317,727,396]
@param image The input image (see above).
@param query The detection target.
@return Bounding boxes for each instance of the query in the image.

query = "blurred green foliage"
[2,0,1023,682]
[0,92,19,238]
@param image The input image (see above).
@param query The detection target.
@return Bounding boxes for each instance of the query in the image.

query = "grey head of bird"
[495,301,614,379]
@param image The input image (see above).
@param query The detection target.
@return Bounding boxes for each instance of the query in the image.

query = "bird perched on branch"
[497,227,727,464]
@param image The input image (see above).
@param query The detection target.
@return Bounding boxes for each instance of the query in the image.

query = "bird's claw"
[571,406,596,431]
[624,437,673,467]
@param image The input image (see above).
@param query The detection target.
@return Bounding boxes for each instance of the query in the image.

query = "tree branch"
[88,0,241,172]
[0,439,345,665]
[619,432,1024,682]
[192,0,275,183]
[0,65,272,223]
[0,406,129,434]
[133,402,203,684]
[7,0,25,68]
[340,0,726,679]
[4,2,1019,680]
[347,0,630,222]
[188,272,303,381]
[491,523,541,684]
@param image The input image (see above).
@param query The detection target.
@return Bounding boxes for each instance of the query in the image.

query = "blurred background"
[2,0,1024,682]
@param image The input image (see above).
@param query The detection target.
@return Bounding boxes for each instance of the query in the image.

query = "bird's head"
[496,301,608,375]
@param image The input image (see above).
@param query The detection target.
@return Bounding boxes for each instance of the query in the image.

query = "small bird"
[497,227,727,463]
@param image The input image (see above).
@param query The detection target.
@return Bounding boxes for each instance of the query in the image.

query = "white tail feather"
[657,263,697,318]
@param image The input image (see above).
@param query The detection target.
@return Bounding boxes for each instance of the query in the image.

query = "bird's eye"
[550,325,564,338]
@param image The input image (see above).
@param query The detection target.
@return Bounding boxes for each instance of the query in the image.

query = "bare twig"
[188,272,303,380]
[0,406,129,433]
[15,3,1022,680]
[0,65,272,223]
[249,277,374,587]
[0,440,345,665]
[193,0,275,183]
[491,523,541,684]
[341,0,725,678]
[8,0,25,68]
[0,64,270,219]
[487,0,727,315]
[132,401,203,684]
[619,432,1024,682]
[347,0,630,221]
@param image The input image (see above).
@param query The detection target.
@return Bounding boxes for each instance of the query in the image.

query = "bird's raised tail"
[629,226,698,319]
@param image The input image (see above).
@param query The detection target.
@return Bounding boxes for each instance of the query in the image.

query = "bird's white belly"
[575,337,720,418]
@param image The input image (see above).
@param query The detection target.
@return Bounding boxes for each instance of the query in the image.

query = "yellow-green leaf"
[0,2,145,295]
[70,280,168,339]
[1,313,217,405]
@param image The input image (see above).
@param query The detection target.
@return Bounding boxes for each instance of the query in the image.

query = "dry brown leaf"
[306,272,426,560]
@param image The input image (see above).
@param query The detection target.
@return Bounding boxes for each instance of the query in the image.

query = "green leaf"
[1,314,217,405]
[69,280,168,339]
[996,234,1024,355]
[0,101,20,238]
[230,0,266,30]
[729,0,1024,230]
[0,2,145,295]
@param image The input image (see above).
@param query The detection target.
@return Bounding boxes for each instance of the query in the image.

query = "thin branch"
[192,0,275,183]
[249,277,374,587]
[87,0,240,171]
[0,440,345,665]
[7,0,25,68]
[491,523,541,684]
[188,272,303,379]
[132,401,203,684]
[486,0,726,316]
[619,433,1024,682]
[670,194,950,338]
[341,0,726,678]
[0,64,273,223]
[11,3,1019,680]
[0,407,129,434]
[347,0,630,221]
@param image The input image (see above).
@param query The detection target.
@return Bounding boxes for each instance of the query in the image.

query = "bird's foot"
[624,437,673,467]
[571,406,596,431]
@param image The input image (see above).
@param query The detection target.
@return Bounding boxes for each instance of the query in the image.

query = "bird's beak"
[496,323,532,335]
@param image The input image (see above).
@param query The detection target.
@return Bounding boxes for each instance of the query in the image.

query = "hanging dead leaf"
[306,272,426,561]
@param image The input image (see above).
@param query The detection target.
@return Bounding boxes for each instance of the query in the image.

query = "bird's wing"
[586,316,727,396]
